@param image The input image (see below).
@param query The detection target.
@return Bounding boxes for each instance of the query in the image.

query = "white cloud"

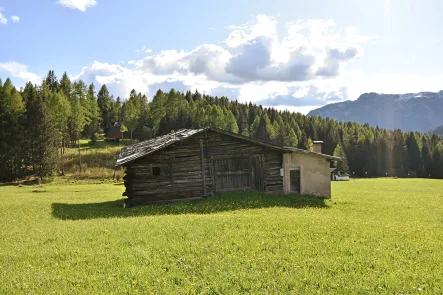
[0,62,41,84]
[72,61,154,98]
[135,46,152,54]
[57,0,98,12]
[70,15,380,109]
[347,72,443,97]
[0,7,7,24]
[11,16,20,23]
[0,8,20,24]
[130,15,373,85]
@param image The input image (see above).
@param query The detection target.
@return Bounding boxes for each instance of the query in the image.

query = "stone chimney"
[313,141,323,153]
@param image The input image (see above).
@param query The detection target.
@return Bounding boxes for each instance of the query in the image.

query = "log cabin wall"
[123,130,283,206]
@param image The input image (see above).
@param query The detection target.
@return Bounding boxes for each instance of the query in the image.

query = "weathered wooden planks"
[122,130,284,206]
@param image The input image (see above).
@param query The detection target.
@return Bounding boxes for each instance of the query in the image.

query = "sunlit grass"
[62,139,125,179]
[0,179,442,294]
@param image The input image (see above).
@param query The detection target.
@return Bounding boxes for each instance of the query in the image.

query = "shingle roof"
[115,128,340,166]
[115,129,204,166]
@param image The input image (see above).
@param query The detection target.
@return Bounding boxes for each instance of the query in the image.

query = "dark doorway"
[290,169,301,193]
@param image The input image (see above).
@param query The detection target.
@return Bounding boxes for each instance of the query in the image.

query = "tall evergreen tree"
[123,93,141,142]
[273,115,287,146]
[69,81,88,146]
[287,129,298,148]
[251,113,274,142]
[149,89,166,135]
[406,132,421,175]
[431,142,443,178]
[24,82,58,179]
[0,78,25,180]
[97,84,112,129]
[46,84,70,173]
[225,109,239,133]
[333,144,349,173]
[421,137,433,176]
[59,72,71,97]
[84,83,101,140]
[45,70,59,92]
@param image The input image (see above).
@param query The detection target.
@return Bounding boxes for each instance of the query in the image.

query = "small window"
[152,167,161,176]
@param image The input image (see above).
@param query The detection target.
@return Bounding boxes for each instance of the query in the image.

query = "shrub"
[90,133,100,145]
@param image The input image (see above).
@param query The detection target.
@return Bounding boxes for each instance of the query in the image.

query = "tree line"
[1,70,443,181]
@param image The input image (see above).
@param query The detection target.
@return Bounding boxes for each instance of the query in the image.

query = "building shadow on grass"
[51,192,330,220]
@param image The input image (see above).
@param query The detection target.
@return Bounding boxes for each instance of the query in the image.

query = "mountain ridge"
[307,90,443,132]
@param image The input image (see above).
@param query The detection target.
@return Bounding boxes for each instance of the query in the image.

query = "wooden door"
[251,155,265,191]
[213,157,250,192]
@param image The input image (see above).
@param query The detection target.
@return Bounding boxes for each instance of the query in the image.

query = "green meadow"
[1,179,442,294]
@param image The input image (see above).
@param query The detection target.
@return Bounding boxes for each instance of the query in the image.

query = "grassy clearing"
[1,179,443,294]
[62,139,127,180]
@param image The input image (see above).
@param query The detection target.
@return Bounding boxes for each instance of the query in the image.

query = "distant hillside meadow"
[0,71,443,182]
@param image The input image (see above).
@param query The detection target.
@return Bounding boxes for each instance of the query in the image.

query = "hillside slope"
[308,91,443,132]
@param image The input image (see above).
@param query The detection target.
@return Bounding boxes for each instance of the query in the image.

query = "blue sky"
[1,0,442,113]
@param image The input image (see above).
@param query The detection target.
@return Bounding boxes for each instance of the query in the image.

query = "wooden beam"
[200,139,206,196]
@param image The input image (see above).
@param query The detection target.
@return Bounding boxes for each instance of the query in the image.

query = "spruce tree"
[59,72,71,97]
[333,144,349,173]
[287,129,298,148]
[24,82,58,179]
[225,109,239,133]
[251,113,274,142]
[84,83,101,141]
[46,84,71,173]
[69,82,87,146]
[0,78,25,180]
[97,84,112,129]
[421,138,432,176]
[123,96,141,142]
[45,70,59,92]
[195,107,207,129]
[299,133,308,150]
[431,142,443,178]
[274,115,287,146]
[406,131,421,175]
[149,89,166,135]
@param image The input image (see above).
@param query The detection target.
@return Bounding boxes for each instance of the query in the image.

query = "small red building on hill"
[106,125,123,142]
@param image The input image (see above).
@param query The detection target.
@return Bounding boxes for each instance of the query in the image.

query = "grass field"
[1,179,443,294]
[62,139,128,180]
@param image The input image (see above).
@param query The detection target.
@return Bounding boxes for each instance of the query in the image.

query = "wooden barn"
[115,128,339,206]
[105,125,124,142]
